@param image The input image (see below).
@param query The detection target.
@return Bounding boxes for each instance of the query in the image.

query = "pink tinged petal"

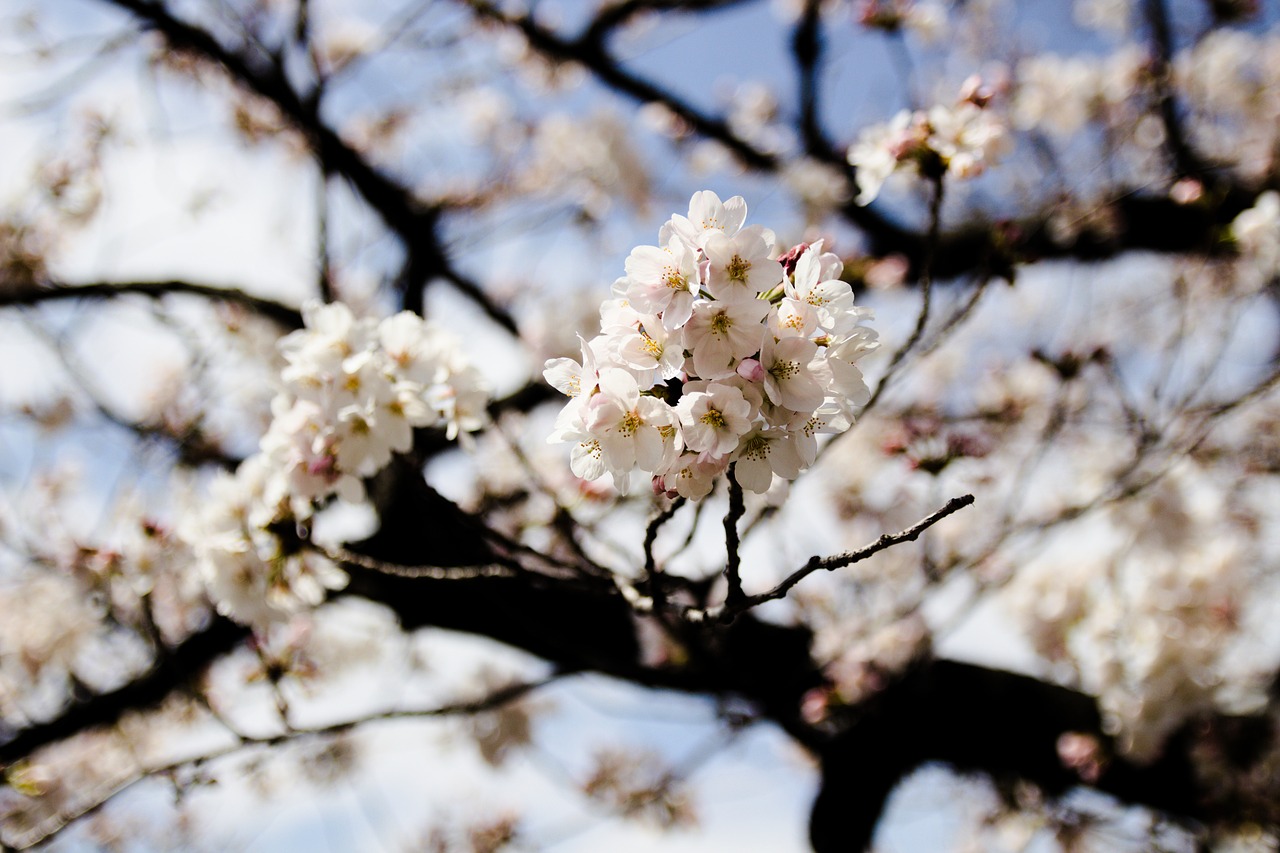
[544,357,584,397]
[734,455,774,494]
[600,430,638,471]
[624,244,672,283]
[691,339,736,380]
[662,291,695,330]
[633,426,665,471]
[721,195,748,234]
[598,368,641,408]
[793,430,818,467]
[780,375,824,414]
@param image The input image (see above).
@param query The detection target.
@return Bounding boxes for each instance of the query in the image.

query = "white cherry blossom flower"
[788,243,857,333]
[610,315,684,381]
[703,226,782,302]
[624,238,699,328]
[665,190,748,249]
[546,191,877,498]
[683,297,770,379]
[585,369,680,476]
[761,334,824,413]
[183,300,489,630]
[733,429,803,493]
[543,334,600,400]
[665,452,729,500]
[676,382,754,456]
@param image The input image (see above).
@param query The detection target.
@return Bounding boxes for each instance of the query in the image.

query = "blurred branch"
[19,309,241,469]
[792,0,834,159]
[0,617,247,771]
[13,674,563,850]
[101,0,520,332]
[1141,0,1211,183]
[471,0,1263,287]
[864,173,945,411]
[580,0,747,47]
[810,657,1249,851]
[0,279,303,328]
[104,0,424,230]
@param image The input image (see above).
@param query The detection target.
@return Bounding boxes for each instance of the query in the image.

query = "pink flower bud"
[645,471,675,499]
[958,74,995,109]
[778,242,810,277]
[1170,178,1204,205]
[736,358,765,383]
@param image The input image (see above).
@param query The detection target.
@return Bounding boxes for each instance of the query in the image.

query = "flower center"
[769,360,800,380]
[700,408,727,428]
[741,435,771,461]
[726,255,751,283]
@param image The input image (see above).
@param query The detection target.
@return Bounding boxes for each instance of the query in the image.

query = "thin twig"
[865,173,945,411]
[13,676,561,850]
[684,493,975,624]
[643,496,685,612]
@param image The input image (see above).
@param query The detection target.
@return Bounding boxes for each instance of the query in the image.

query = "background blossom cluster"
[846,77,1008,205]
[182,302,490,629]
[545,191,878,498]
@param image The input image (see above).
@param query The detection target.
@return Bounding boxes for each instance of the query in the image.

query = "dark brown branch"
[0,279,304,328]
[686,493,975,624]
[643,495,685,612]
[811,656,1275,851]
[721,465,747,609]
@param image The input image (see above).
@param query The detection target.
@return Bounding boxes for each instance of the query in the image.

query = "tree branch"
[0,618,248,770]
[0,279,303,328]
[102,0,520,332]
[10,674,562,850]
[685,493,975,624]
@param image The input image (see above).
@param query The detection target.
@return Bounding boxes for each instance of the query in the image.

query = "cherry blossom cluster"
[1007,463,1263,762]
[846,77,1008,205]
[545,191,878,499]
[183,301,490,629]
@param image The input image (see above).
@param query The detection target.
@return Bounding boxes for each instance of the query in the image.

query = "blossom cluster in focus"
[545,191,878,499]
[182,302,490,629]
